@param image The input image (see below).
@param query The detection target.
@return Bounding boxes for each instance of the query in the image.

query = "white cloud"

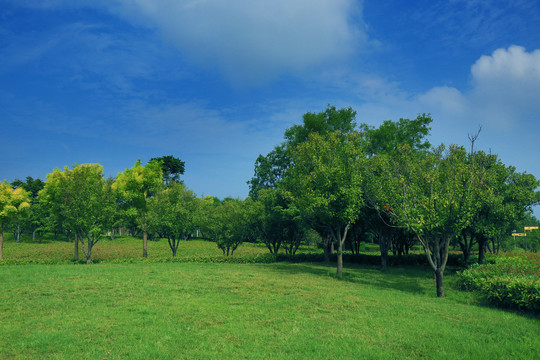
[414,46,540,131]
[108,0,365,85]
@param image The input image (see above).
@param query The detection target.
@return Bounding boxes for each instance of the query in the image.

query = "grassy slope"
[1,262,538,360]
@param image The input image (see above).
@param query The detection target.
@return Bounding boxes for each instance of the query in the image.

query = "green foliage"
[256,188,307,255]
[148,183,199,256]
[39,164,116,263]
[248,105,357,199]
[0,182,31,228]
[286,130,367,276]
[200,198,259,256]
[0,181,31,259]
[457,253,540,312]
[10,176,45,200]
[149,155,185,185]
[284,105,357,147]
[113,159,163,257]
[360,113,433,156]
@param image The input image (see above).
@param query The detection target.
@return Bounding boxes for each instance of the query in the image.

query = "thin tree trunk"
[335,225,350,278]
[74,233,79,260]
[337,240,343,277]
[143,230,148,258]
[86,238,92,264]
[323,235,331,263]
[435,268,444,297]
[379,233,389,270]
[0,230,4,260]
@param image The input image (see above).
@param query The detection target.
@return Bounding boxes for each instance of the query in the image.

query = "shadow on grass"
[266,262,432,295]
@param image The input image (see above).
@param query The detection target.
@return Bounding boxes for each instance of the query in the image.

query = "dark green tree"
[149,155,185,186]
[285,131,367,277]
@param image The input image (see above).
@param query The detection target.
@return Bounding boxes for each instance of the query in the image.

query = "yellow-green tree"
[0,182,30,259]
[113,159,163,258]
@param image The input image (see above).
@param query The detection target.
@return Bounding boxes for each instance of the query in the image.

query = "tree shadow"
[265,262,431,295]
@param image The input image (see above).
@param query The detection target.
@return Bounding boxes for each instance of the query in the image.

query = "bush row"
[0,251,469,267]
[457,257,540,313]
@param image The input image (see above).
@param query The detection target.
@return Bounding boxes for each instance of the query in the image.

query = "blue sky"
[1,0,539,216]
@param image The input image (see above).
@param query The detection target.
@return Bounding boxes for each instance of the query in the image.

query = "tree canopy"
[149,155,185,186]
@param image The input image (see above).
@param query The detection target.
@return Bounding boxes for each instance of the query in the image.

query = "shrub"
[457,254,540,312]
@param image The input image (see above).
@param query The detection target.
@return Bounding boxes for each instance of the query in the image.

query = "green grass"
[1,262,538,359]
[1,235,321,263]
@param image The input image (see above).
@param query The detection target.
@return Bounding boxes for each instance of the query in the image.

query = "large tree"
[0,182,30,259]
[372,145,484,297]
[285,131,366,277]
[113,159,163,258]
[248,105,357,199]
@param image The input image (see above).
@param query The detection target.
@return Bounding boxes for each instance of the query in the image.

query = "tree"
[360,114,433,156]
[456,151,540,262]
[200,198,258,256]
[149,183,199,257]
[113,159,163,258]
[285,131,366,277]
[372,145,483,297]
[62,164,115,264]
[0,182,30,259]
[11,176,45,200]
[256,188,306,255]
[149,155,185,186]
[247,145,290,199]
[248,105,358,199]
[11,176,45,242]
[38,168,77,254]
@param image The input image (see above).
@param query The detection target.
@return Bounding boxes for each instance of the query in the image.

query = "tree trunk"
[458,240,471,263]
[74,233,79,260]
[86,240,92,264]
[478,240,486,264]
[379,233,389,270]
[334,225,350,278]
[0,230,4,260]
[143,230,148,258]
[337,239,343,278]
[323,235,331,263]
[435,268,444,297]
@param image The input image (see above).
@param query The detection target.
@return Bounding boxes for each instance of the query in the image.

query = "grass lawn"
[0,235,320,263]
[1,262,538,359]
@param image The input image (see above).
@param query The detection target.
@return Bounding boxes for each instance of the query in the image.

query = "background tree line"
[1,106,539,296]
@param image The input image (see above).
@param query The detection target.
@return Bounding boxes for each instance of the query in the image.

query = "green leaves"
[113,159,163,229]
[286,131,365,227]
[0,182,30,228]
